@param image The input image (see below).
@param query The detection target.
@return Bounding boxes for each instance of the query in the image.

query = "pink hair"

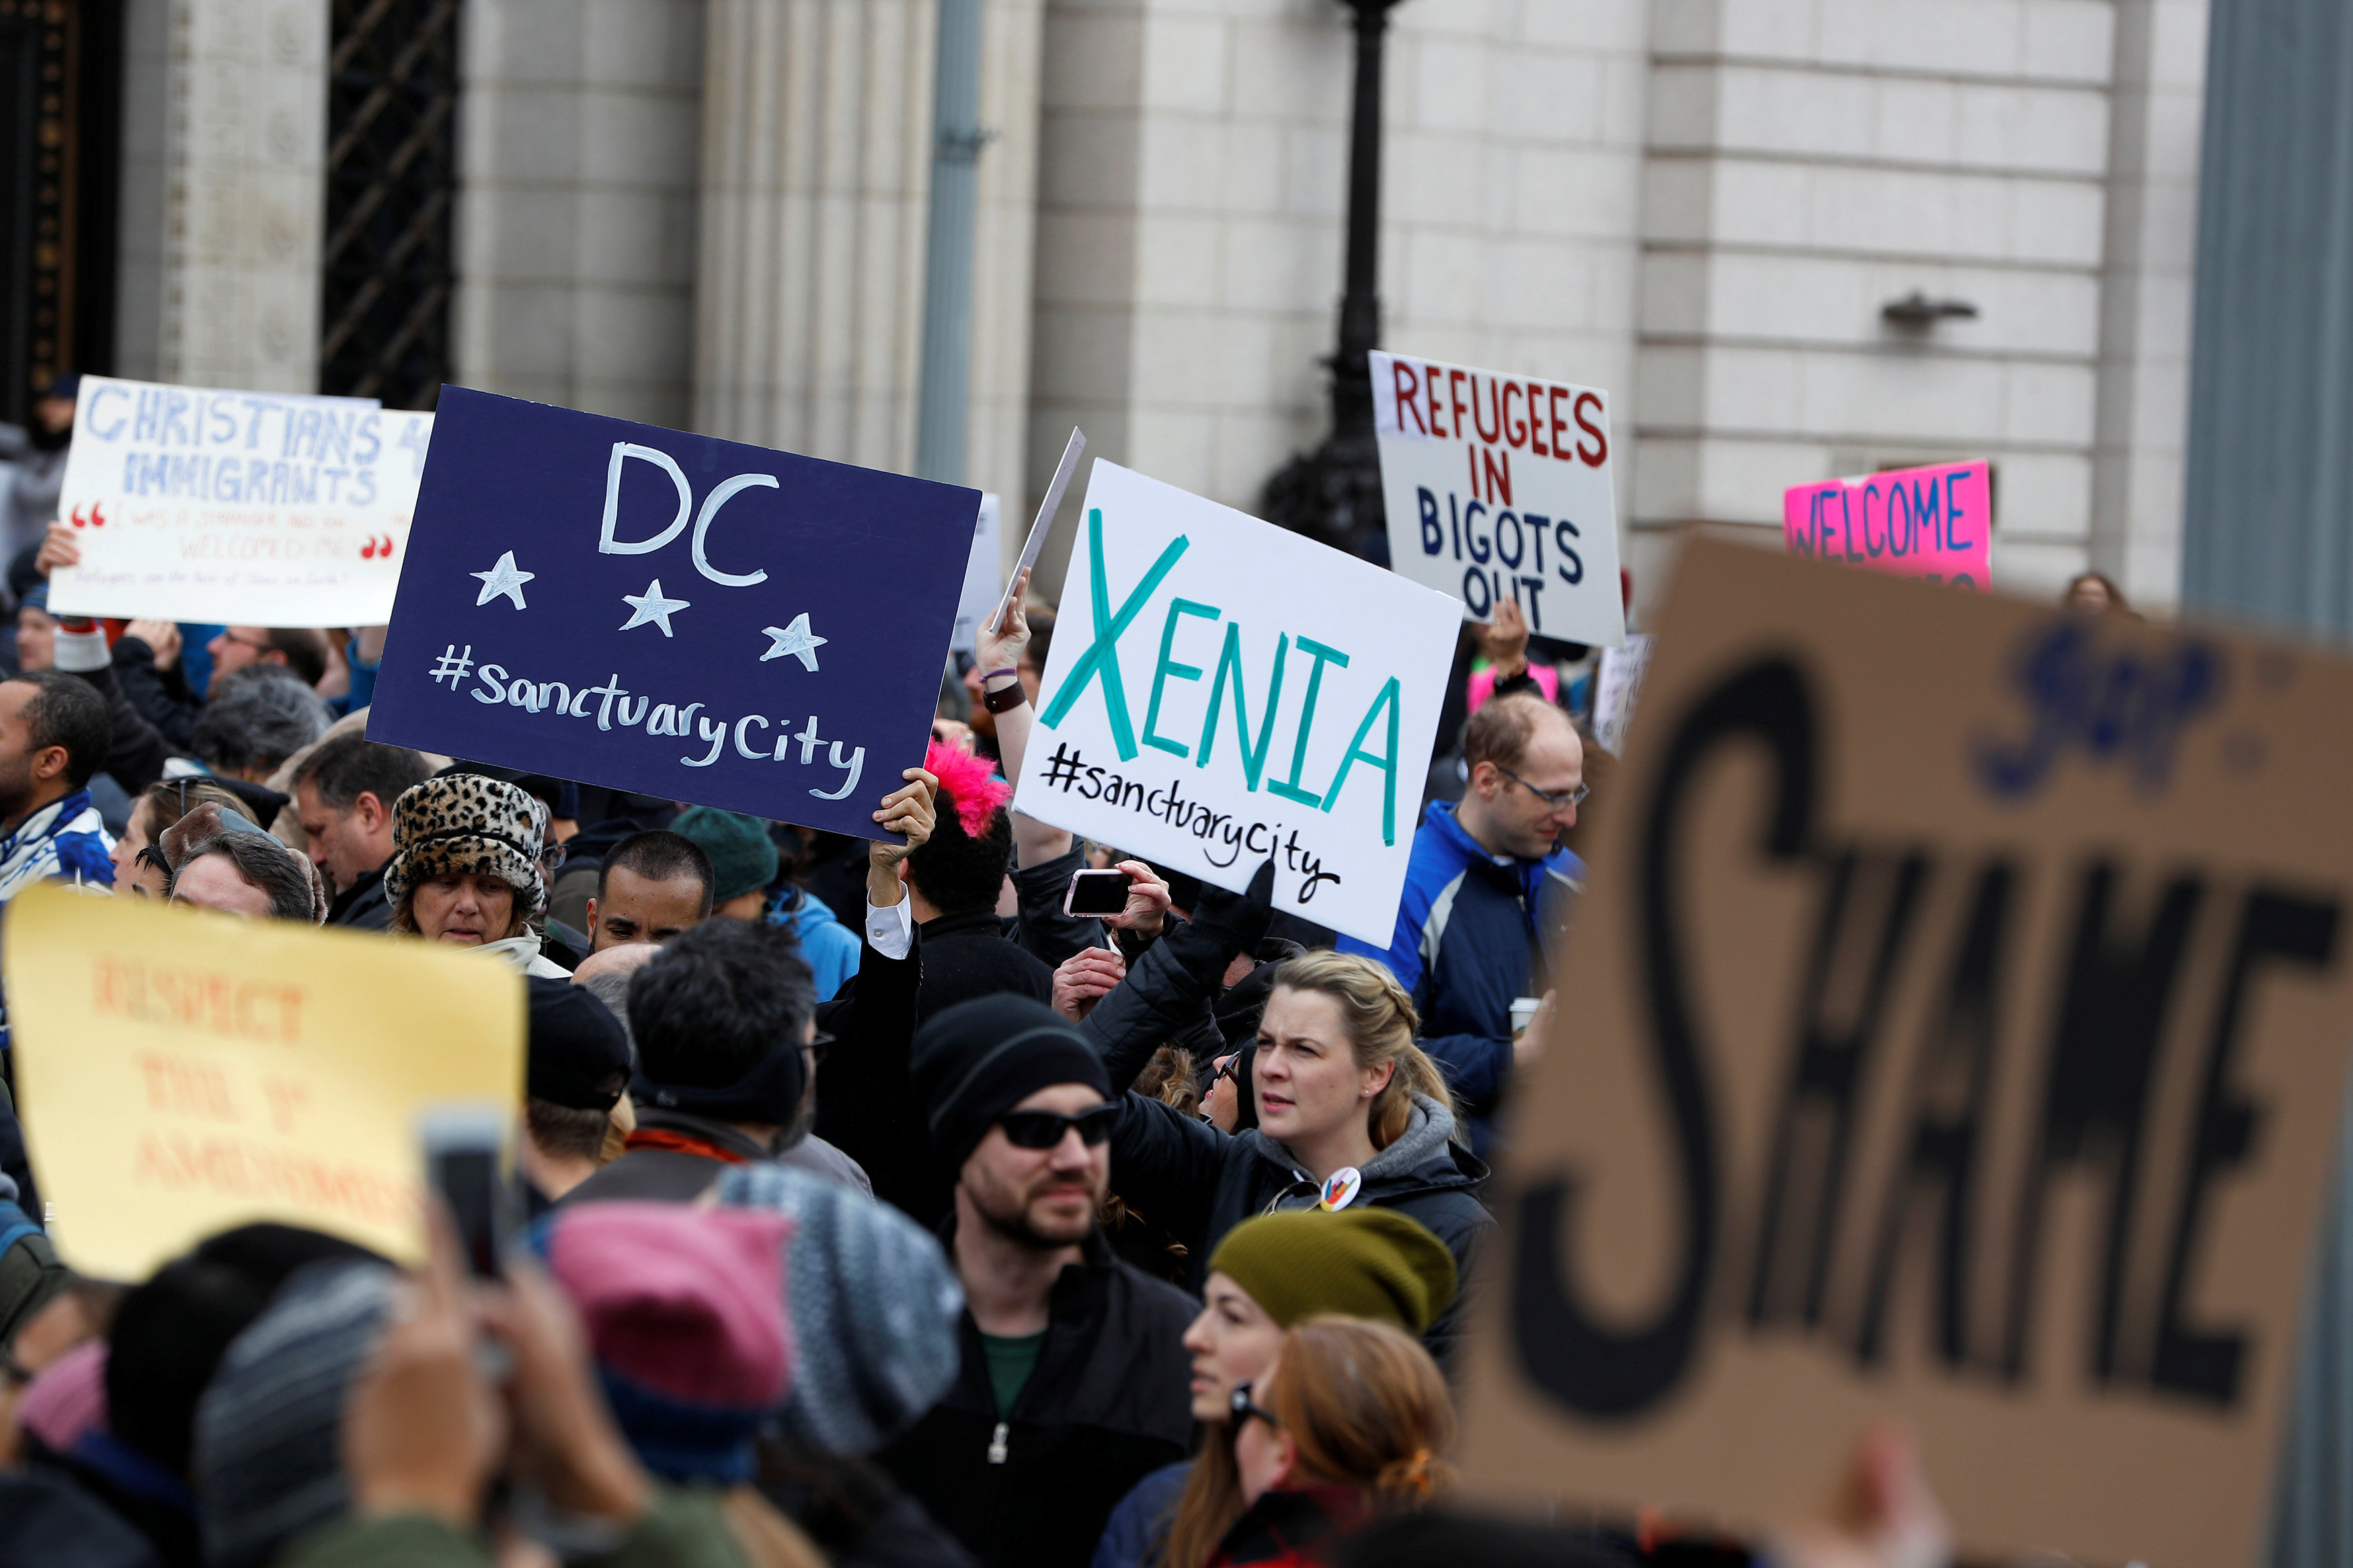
[926,740,1013,838]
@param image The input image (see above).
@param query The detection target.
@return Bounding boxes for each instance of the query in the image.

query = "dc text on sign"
[367,387,975,839]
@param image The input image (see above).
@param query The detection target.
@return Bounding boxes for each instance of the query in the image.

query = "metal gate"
[320,0,459,409]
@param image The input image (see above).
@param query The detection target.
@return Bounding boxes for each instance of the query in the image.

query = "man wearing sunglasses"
[1337,691,1586,1160]
[880,993,1195,1568]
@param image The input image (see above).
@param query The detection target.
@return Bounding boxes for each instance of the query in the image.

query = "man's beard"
[762,1087,818,1156]
[0,755,40,824]
[974,1171,1101,1250]
[26,422,69,454]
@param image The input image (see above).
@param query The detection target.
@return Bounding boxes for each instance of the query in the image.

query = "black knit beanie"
[526,976,631,1110]
[910,995,1111,1174]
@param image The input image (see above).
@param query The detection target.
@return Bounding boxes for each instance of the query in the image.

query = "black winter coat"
[914,906,1053,1022]
[813,925,941,1224]
[1007,842,1107,971]
[325,864,391,930]
[109,636,201,753]
[876,1226,1195,1568]
[1107,1091,1491,1364]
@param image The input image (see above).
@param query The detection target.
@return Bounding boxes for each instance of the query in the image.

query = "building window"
[321,0,458,409]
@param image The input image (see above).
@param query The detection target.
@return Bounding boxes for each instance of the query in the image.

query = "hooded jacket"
[1104,1091,1490,1364]
[876,1225,1195,1568]
[767,885,862,1001]
[1335,799,1581,1158]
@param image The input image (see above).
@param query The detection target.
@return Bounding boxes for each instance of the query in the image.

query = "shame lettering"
[1509,655,2341,1421]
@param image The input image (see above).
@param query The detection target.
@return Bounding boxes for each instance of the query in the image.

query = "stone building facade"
[85,0,2208,614]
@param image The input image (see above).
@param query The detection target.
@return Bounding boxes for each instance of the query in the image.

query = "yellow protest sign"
[5,881,524,1279]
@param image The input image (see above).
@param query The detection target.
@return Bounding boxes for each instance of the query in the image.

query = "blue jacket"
[1338,800,1580,1158]
[768,886,863,1003]
[1091,1460,1188,1568]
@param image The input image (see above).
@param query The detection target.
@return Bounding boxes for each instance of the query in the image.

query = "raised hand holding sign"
[368,388,977,837]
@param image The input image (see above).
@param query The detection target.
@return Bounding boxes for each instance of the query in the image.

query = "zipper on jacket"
[988,1421,1009,1464]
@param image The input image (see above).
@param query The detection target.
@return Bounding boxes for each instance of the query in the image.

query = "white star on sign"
[471,550,534,610]
[760,612,828,671]
[620,578,692,637]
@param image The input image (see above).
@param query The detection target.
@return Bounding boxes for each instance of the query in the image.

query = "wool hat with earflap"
[910,993,1111,1176]
[670,806,781,905]
[382,772,551,920]
[530,1201,794,1485]
[193,1259,397,1568]
[715,1161,964,1454]
[159,800,330,923]
[1207,1207,1458,1335]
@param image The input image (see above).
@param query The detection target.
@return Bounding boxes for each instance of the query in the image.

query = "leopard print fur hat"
[383,772,551,920]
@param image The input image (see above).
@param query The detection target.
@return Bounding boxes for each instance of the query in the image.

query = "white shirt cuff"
[865,895,913,961]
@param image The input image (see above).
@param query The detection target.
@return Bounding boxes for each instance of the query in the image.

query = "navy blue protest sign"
[369,388,976,838]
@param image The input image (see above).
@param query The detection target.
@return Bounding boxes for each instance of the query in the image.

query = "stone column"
[2088,0,2209,612]
[116,0,326,392]
[694,0,1042,495]
[450,0,705,427]
[693,0,936,472]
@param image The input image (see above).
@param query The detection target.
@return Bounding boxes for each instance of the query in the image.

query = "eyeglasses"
[1229,1382,1279,1429]
[1212,1055,1238,1083]
[804,1030,834,1065]
[539,841,569,876]
[997,1104,1119,1149]
[218,629,272,654]
[1497,765,1589,812]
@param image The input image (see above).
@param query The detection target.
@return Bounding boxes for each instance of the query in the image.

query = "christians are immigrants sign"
[1014,462,1458,947]
[50,375,432,626]
[370,388,978,838]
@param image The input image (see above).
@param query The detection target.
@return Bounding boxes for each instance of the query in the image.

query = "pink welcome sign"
[1782,460,1991,590]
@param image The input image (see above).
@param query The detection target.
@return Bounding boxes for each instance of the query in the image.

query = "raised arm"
[975,570,1070,870]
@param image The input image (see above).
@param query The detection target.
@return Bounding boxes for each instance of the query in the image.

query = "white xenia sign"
[50,375,432,626]
[1371,349,1625,649]
[1014,462,1459,947]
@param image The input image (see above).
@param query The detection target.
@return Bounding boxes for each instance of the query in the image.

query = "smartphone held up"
[1064,867,1131,918]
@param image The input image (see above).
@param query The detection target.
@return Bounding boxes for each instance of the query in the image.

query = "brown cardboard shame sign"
[1459,540,2353,1568]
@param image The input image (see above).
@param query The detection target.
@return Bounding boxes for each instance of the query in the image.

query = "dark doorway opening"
[0,0,122,425]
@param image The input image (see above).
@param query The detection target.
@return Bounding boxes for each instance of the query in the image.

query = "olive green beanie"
[1207,1208,1457,1335]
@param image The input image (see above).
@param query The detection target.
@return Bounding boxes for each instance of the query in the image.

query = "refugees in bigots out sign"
[49,374,432,626]
[1782,459,1993,590]
[366,386,977,839]
[1369,349,1626,649]
[1012,460,1459,946]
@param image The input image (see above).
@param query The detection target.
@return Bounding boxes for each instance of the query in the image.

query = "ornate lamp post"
[1261,0,1408,557]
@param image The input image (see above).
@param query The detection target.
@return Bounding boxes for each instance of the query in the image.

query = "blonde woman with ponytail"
[1194,1316,1453,1568]
[1101,950,1492,1372]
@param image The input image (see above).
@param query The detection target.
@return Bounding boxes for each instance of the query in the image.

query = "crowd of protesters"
[0,377,1977,1568]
